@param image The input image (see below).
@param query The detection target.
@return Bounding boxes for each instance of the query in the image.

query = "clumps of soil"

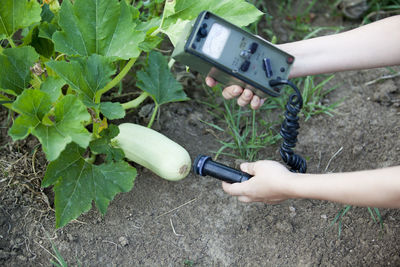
[0,136,52,266]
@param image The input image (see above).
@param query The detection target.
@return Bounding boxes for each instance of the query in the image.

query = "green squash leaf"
[38,22,58,40]
[0,94,12,108]
[27,25,55,58]
[9,89,52,140]
[90,124,124,162]
[100,102,126,120]
[53,0,145,59]
[0,47,39,95]
[159,0,264,46]
[41,4,55,23]
[42,143,136,228]
[46,54,116,105]
[9,90,91,161]
[0,0,42,39]
[136,51,188,105]
[137,17,163,52]
[100,124,120,140]
[40,76,64,103]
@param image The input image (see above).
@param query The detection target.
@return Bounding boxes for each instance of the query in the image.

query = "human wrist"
[284,172,316,201]
[281,171,304,200]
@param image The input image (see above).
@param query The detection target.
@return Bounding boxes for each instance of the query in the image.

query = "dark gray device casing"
[172,11,295,98]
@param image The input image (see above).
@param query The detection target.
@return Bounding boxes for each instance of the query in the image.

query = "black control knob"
[198,27,208,38]
[240,60,251,72]
[249,42,258,54]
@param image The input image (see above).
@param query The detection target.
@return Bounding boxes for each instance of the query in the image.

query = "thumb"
[240,162,256,175]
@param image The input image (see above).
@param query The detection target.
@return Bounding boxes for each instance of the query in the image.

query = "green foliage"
[0,47,39,95]
[0,0,262,228]
[9,91,91,161]
[159,0,264,46]
[136,50,189,127]
[362,0,400,24]
[137,51,189,106]
[24,24,56,58]
[100,102,126,120]
[201,86,281,161]
[53,0,145,59]
[330,205,352,237]
[0,0,42,39]
[300,75,341,121]
[183,259,195,266]
[89,124,125,163]
[46,54,116,104]
[42,143,136,228]
[48,237,69,267]
[40,77,64,103]
[331,206,384,237]
[368,207,384,230]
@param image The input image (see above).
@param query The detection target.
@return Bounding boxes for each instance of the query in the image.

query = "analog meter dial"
[201,23,231,60]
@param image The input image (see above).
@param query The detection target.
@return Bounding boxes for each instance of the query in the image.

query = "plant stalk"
[7,37,16,48]
[151,28,162,36]
[147,103,159,128]
[92,109,102,137]
[121,92,149,110]
[86,153,96,164]
[95,57,137,103]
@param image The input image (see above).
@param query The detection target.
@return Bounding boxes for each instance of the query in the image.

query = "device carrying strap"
[269,79,307,173]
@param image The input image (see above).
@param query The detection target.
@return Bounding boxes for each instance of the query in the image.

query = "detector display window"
[201,23,231,60]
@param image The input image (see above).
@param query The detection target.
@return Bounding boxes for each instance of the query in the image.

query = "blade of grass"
[374,207,384,230]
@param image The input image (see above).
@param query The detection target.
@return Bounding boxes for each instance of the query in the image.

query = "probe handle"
[193,155,252,183]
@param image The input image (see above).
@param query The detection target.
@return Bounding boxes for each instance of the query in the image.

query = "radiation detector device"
[172,11,295,98]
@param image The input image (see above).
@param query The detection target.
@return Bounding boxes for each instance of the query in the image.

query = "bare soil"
[1,3,400,267]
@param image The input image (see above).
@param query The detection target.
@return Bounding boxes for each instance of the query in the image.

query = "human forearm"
[278,15,400,78]
[289,166,400,208]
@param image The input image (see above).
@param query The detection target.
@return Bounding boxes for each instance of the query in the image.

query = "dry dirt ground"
[1,4,400,267]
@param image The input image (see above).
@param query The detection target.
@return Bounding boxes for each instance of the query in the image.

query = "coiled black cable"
[269,79,307,173]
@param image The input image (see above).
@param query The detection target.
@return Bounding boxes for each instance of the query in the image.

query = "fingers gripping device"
[172,11,307,183]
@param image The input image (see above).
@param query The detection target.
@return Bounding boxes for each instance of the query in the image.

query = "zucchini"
[113,123,191,181]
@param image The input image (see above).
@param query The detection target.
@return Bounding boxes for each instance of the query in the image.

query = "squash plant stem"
[95,57,138,103]
[7,38,16,48]
[121,92,149,110]
[147,103,159,128]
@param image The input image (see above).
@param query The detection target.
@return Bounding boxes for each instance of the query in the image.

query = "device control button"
[249,42,258,54]
[286,56,294,64]
[240,60,251,72]
[262,58,273,78]
[198,27,208,38]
